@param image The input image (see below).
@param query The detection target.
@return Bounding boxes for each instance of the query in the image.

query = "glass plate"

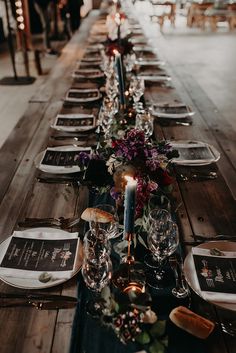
[184,241,236,311]
[0,228,83,289]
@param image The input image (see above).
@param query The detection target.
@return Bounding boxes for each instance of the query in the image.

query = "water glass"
[82,253,112,292]
[147,220,179,263]
[90,204,120,239]
[135,111,154,138]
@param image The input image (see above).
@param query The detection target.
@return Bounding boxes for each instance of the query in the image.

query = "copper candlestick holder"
[112,232,145,295]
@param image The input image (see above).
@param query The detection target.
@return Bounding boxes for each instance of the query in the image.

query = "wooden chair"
[150,0,176,30]
[187,2,214,29]
[204,3,236,31]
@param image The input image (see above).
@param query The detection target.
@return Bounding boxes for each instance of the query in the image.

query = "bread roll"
[169,306,215,339]
[81,207,114,223]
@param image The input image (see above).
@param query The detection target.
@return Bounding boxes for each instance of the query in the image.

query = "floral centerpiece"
[96,128,178,221]
[104,2,134,57]
[90,285,168,353]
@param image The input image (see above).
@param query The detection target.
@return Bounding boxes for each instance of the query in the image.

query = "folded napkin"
[192,247,236,304]
[0,230,80,281]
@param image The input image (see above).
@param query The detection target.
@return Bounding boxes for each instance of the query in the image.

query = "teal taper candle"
[124,176,137,234]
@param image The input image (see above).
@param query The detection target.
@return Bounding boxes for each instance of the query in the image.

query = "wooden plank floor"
[0,36,67,149]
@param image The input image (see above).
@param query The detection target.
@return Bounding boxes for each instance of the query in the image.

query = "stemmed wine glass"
[98,97,119,139]
[144,209,179,288]
[129,76,145,111]
[82,228,113,317]
[135,110,154,138]
[89,204,120,239]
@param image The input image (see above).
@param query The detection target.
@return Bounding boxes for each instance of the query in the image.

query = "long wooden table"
[0,7,235,353]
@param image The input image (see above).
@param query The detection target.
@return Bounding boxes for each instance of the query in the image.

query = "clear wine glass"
[135,111,154,138]
[123,53,136,73]
[82,253,112,292]
[131,77,145,107]
[90,204,120,239]
[83,229,111,261]
[145,217,179,289]
[105,73,119,99]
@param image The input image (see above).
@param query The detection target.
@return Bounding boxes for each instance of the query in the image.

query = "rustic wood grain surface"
[0,8,235,353]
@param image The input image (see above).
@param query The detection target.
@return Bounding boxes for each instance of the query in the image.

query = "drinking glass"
[129,76,145,104]
[123,53,136,73]
[105,73,119,99]
[82,253,112,292]
[132,77,145,106]
[135,111,154,138]
[90,204,120,239]
[83,229,111,261]
[148,220,179,264]
[144,213,179,288]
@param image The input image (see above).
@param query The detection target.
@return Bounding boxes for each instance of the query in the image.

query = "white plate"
[51,114,96,132]
[81,56,102,63]
[135,60,165,66]
[34,145,91,174]
[133,45,154,52]
[72,69,104,79]
[78,60,102,67]
[184,241,236,311]
[152,104,195,119]
[0,228,82,289]
[138,74,171,82]
[65,88,102,103]
[170,140,220,166]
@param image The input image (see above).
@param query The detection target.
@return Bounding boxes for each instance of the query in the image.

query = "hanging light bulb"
[15,0,25,31]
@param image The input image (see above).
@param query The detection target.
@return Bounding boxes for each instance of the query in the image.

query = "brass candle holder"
[112,232,145,296]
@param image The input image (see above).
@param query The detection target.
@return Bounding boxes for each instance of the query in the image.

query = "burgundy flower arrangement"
[96,128,177,219]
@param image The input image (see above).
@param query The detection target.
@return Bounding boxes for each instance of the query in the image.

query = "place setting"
[184,239,236,312]
[0,228,83,290]
[168,140,220,181]
[151,102,195,126]
[34,145,92,174]
[63,88,103,108]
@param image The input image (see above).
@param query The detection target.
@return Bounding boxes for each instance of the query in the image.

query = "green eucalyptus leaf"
[138,234,148,249]
[133,233,137,248]
[161,336,169,348]
[135,331,150,345]
[150,320,167,338]
[149,339,165,353]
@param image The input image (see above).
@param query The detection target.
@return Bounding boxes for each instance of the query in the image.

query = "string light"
[15,0,25,31]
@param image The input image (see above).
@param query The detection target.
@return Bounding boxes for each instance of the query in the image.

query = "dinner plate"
[152,104,195,119]
[80,56,102,63]
[51,113,96,132]
[34,145,91,174]
[65,88,102,103]
[137,74,171,82]
[170,140,220,166]
[135,60,165,66]
[184,241,236,311]
[0,228,83,289]
[72,69,104,79]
